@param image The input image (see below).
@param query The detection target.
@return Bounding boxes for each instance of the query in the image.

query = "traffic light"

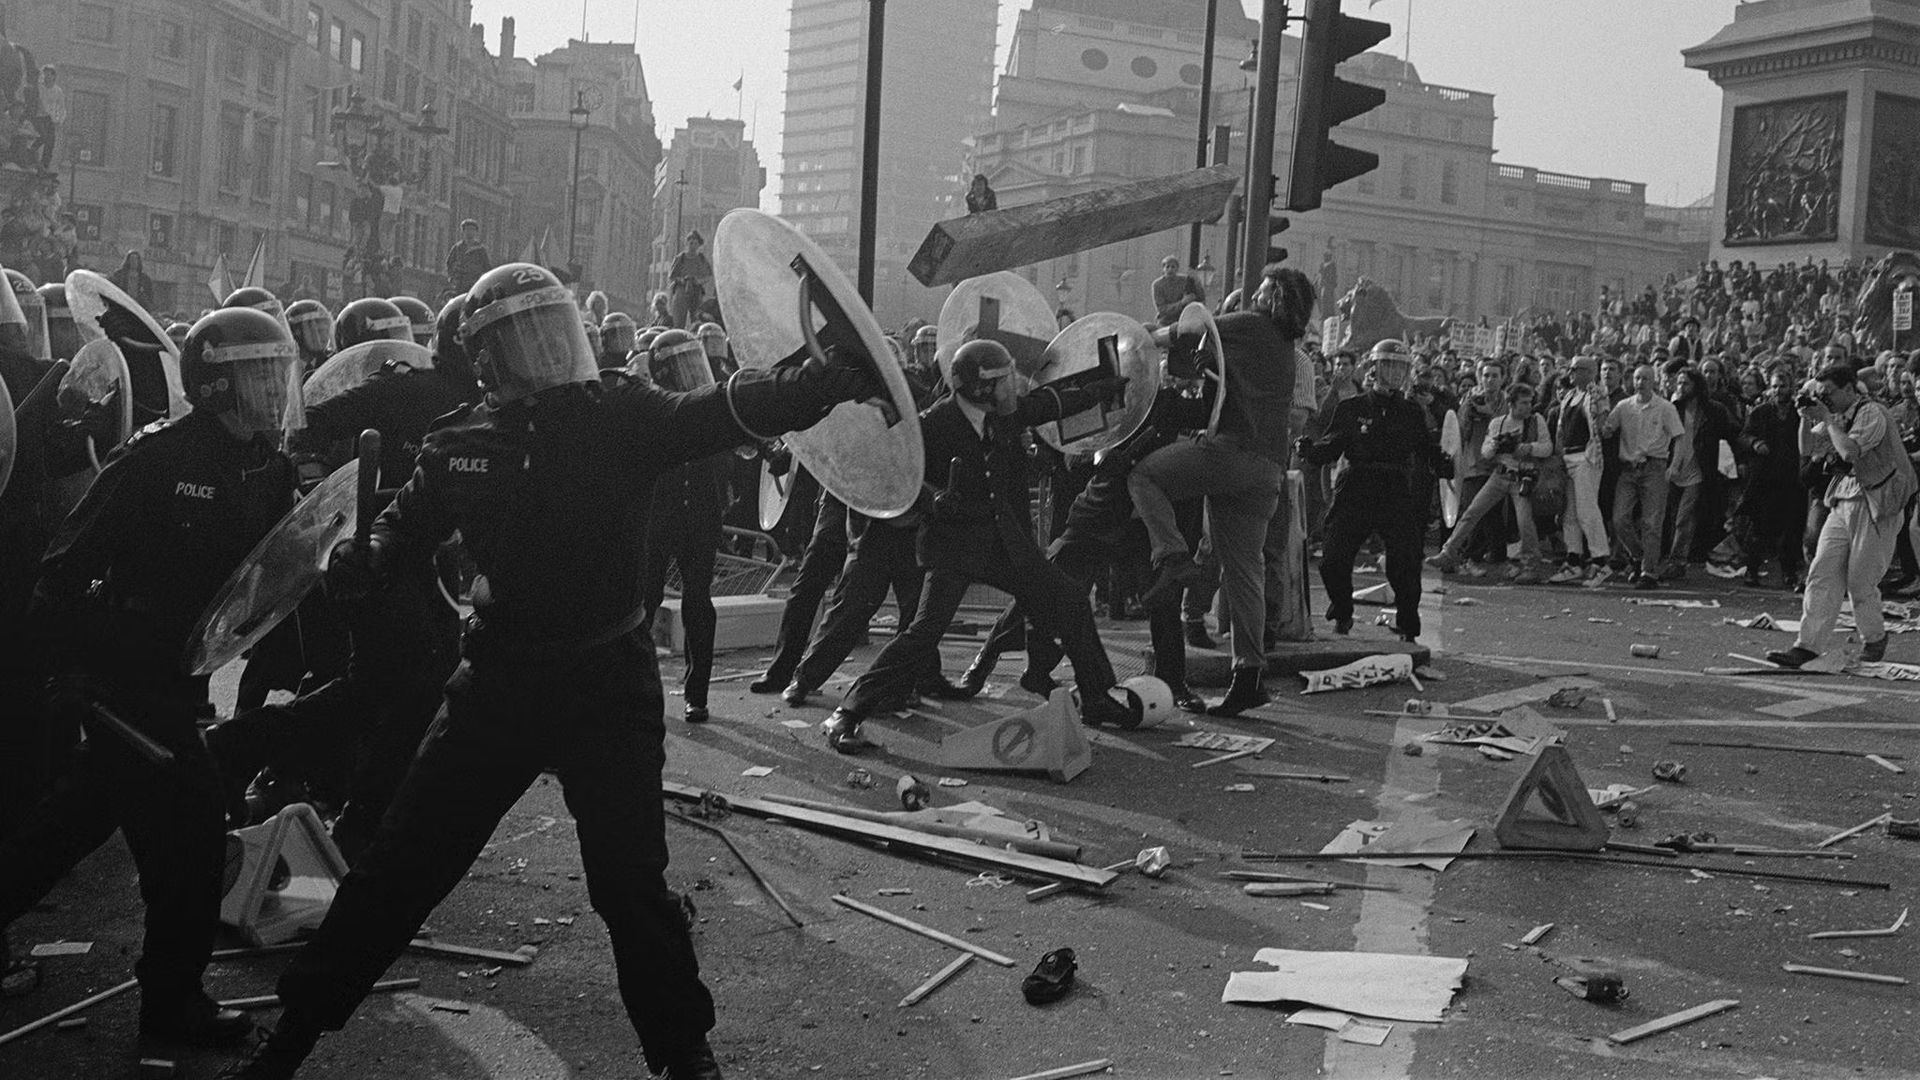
[1265,216,1290,267]
[1287,0,1390,212]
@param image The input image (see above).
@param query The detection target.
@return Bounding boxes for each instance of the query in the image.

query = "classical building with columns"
[970,0,1705,328]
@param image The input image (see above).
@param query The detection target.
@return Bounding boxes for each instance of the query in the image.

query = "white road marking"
[1461,653,1920,700]
[396,994,572,1079]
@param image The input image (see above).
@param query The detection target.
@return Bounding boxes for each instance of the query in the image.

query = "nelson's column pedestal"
[1684,0,1920,265]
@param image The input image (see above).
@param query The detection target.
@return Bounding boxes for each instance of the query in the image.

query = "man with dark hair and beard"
[1129,264,1311,716]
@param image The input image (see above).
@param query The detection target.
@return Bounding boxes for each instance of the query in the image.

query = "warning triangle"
[1493,744,1610,851]
[936,688,1092,783]
[219,803,350,946]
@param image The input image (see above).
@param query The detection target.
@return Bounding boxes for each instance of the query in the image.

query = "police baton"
[87,700,176,768]
[354,428,382,547]
[12,360,70,422]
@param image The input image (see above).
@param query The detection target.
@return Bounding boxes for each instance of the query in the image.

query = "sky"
[470,0,1738,211]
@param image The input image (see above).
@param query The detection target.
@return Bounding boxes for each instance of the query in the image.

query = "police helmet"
[223,286,286,328]
[696,321,728,358]
[180,307,303,437]
[431,292,478,400]
[334,297,413,350]
[1118,676,1177,728]
[645,328,716,392]
[600,312,638,357]
[284,298,334,361]
[166,322,192,347]
[459,263,598,403]
[949,339,1015,403]
[1366,338,1413,393]
[387,295,436,347]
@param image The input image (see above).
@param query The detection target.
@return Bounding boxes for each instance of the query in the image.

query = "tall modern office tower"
[778,0,998,326]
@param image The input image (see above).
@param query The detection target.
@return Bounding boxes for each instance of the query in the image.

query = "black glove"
[800,344,884,405]
[100,305,161,353]
[325,536,387,601]
[1294,436,1316,465]
[1434,455,1456,480]
[765,442,793,476]
[1079,374,1129,407]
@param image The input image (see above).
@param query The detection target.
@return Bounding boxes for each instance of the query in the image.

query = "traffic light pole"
[1238,0,1286,300]
[856,0,886,305]
[1186,0,1220,269]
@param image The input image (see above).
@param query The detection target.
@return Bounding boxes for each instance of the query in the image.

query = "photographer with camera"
[1428,382,1551,582]
[1765,365,1917,668]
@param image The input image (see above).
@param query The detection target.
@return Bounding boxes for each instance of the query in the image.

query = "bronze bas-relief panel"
[1724,93,1846,246]
[1866,93,1920,249]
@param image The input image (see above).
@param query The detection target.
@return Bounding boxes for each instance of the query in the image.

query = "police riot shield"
[713,209,923,519]
[301,340,433,411]
[758,453,793,532]
[1032,312,1164,456]
[0,375,14,499]
[184,461,359,676]
[935,272,1058,386]
[60,338,136,470]
[66,270,189,421]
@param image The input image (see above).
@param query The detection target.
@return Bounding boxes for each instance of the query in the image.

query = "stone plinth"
[1684,0,1920,264]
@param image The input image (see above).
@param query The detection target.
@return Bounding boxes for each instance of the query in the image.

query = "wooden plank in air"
[908,165,1239,286]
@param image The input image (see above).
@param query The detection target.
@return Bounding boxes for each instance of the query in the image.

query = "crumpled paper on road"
[1222,948,1468,1022]
[1420,705,1563,756]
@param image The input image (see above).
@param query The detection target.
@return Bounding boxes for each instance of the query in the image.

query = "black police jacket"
[1301,391,1446,499]
[35,409,294,662]
[292,367,472,491]
[372,371,835,649]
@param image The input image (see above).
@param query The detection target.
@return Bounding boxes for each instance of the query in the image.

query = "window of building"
[151,104,179,176]
[1502,191,1519,210]
[1407,111,1421,135]
[1613,207,1629,223]
[224,36,248,82]
[1073,145,1088,173]
[1081,48,1108,71]
[1398,155,1417,200]
[1356,173,1375,196]
[307,5,322,49]
[253,121,277,199]
[258,51,280,95]
[1131,56,1157,78]
[75,3,117,43]
[1440,160,1458,205]
[350,32,365,71]
[317,181,334,233]
[295,173,313,227]
[1179,63,1202,85]
[512,83,534,112]
[403,72,418,112]
[157,20,187,59]
[219,108,246,191]
[407,11,423,56]
[216,223,238,257]
[68,90,110,166]
[428,27,439,70]
[1448,117,1464,140]
[1427,259,1447,310]
[329,20,344,61]
[149,212,174,250]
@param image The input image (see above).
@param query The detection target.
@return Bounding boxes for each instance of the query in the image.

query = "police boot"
[1079,689,1141,729]
[1206,667,1271,718]
[1168,682,1208,714]
[140,992,256,1047]
[215,1019,322,1079]
[821,709,875,755]
[956,647,1000,698]
[651,1036,725,1079]
[1183,618,1219,650]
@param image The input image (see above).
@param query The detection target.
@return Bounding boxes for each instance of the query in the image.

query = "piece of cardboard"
[219,803,349,946]
[936,688,1091,782]
[1493,745,1610,851]
[1222,948,1468,1023]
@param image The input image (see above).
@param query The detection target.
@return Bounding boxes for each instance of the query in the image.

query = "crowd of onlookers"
[1300,257,1920,598]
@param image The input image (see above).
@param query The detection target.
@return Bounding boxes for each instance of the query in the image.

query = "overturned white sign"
[1301,653,1414,694]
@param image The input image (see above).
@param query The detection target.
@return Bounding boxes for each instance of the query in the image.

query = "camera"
[1515,469,1539,498]
[1493,430,1522,456]
[1795,388,1828,411]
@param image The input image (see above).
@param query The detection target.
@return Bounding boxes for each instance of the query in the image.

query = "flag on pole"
[242,238,267,290]
[518,233,538,264]
[731,74,743,93]
[206,252,231,303]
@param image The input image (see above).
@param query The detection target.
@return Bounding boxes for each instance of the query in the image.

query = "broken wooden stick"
[898,953,975,1008]
[212,939,533,967]
[1866,754,1904,775]
[830,894,1016,967]
[1667,738,1903,760]
[668,811,805,928]
[1608,999,1739,1044]
[1808,907,1909,940]
[1026,861,1132,902]
[1520,923,1554,946]
[220,978,418,1010]
[1239,848,1888,889]
[1233,766,1352,782]
[757,793,1082,861]
[1243,882,1336,897]
[0,977,138,1048]
[1191,748,1258,769]
[1781,963,1908,986]
[1816,813,1894,849]
[1003,1060,1116,1080]
[1221,870,1397,892]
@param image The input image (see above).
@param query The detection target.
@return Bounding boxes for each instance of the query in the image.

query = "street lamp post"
[674,168,688,258]
[568,90,592,281]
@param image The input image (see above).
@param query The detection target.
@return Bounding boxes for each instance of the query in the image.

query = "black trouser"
[1459,473,1511,562]
[643,516,722,708]
[1321,477,1424,638]
[0,665,226,1001]
[793,517,928,691]
[1739,488,1807,582]
[760,494,848,686]
[236,591,353,712]
[274,631,714,1072]
[30,117,53,171]
[208,574,461,863]
[841,526,1115,719]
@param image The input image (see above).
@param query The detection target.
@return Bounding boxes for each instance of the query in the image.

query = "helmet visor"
[288,308,333,356]
[463,285,598,402]
[206,340,303,436]
[649,338,717,392]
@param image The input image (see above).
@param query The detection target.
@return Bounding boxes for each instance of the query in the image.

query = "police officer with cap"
[2,307,301,1050]
[224,263,883,1080]
[820,338,1135,753]
[1298,338,1449,643]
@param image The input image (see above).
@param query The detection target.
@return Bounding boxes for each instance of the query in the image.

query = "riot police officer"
[1299,338,1449,643]
[333,296,413,350]
[2,307,301,1050]
[284,298,334,375]
[820,339,1136,753]
[224,263,880,1080]
[224,285,288,329]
